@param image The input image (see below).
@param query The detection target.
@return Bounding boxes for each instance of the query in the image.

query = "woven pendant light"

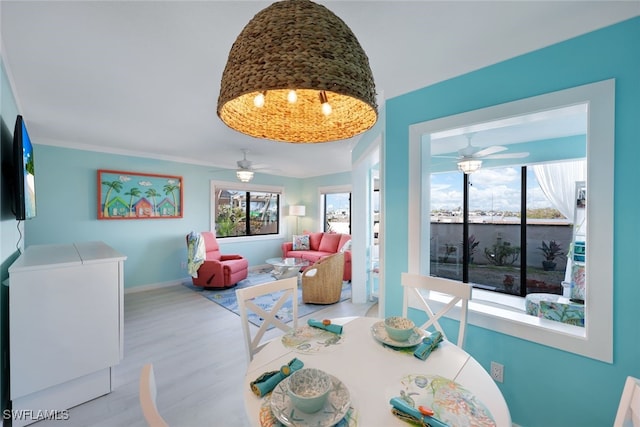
[217,0,378,143]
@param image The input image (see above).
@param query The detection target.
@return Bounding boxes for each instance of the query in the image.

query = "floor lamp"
[289,205,306,235]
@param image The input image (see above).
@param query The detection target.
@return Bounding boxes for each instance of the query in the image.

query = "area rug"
[182,270,351,328]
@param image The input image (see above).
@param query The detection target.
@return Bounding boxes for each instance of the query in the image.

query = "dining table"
[243,316,512,427]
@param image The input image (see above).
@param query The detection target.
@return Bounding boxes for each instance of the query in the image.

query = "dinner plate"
[270,374,351,427]
[370,321,424,348]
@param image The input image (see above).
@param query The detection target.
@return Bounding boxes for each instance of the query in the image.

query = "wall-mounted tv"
[12,115,36,220]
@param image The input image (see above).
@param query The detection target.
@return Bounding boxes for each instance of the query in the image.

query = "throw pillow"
[339,239,352,253]
[292,234,310,250]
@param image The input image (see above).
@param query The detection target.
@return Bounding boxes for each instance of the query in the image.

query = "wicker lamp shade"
[217,0,378,143]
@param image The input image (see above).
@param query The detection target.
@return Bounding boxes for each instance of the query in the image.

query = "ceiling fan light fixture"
[217,0,378,143]
[236,170,254,183]
[458,159,482,174]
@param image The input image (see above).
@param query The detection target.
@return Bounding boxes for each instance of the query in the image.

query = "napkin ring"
[391,408,433,427]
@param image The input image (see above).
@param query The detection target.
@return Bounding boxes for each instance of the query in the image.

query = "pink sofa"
[281,231,351,281]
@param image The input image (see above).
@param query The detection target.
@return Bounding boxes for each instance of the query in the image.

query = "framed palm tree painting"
[98,169,183,219]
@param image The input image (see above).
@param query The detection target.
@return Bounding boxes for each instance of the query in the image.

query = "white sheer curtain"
[532,159,586,220]
[533,159,586,286]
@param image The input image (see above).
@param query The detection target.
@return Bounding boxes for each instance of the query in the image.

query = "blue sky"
[431,167,552,212]
[325,193,351,212]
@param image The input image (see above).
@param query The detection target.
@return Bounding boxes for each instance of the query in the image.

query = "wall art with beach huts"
[98,169,183,219]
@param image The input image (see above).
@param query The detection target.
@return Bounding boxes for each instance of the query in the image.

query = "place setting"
[252,362,357,427]
[281,318,346,354]
[387,373,497,427]
[249,318,357,426]
[371,316,444,359]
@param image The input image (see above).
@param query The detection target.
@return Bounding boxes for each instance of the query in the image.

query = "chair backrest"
[308,252,344,278]
[614,376,640,427]
[401,273,472,348]
[139,363,169,427]
[201,231,221,260]
[302,253,344,304]
[236,276,298,362]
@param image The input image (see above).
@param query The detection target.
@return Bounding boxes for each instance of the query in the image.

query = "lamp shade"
[289,205,306,216]
[457,160,482,174]
[217,0,378,143]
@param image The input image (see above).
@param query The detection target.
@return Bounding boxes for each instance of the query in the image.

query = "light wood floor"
[32,282,377,427]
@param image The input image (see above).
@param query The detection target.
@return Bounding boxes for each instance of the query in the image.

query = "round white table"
[243,316,511,426]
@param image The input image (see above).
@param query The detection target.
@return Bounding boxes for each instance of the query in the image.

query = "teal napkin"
[390,397,449,427]
[413,331,443,360]
[250,358,304,397]
[308,318,343,335]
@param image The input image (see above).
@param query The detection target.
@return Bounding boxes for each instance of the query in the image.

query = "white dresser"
[7,241,126,426]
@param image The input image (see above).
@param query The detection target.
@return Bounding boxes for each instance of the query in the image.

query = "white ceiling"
[1,1,638,178]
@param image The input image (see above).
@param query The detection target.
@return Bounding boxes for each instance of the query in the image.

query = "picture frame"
[98,169,183,219]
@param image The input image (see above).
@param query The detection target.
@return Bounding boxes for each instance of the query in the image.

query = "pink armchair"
[186,231,248,288]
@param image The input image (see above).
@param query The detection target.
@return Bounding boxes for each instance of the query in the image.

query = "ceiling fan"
[211,149,274,183]
[442,133,529,174]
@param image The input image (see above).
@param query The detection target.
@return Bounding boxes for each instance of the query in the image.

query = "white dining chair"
[614,376,640,427]
[139,363,169,427]
[236,276,298,362]
[401,272,472,348]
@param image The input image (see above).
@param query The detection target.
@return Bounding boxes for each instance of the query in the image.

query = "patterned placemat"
[281,325,345,354]
[392,374,496,427]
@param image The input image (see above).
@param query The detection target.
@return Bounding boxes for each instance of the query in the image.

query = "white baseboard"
[124,278,185,294]
[124,266,272,294]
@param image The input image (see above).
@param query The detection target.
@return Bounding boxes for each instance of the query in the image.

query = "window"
[408,80,614,362]
[212,182,282,238]
[431,164,576,299]
[322,191,351,234]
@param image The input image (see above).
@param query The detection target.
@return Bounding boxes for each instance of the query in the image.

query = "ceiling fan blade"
[250,162,271,169]
[432,155,460,159]
[474,145,507,157]
[483,152,530,159]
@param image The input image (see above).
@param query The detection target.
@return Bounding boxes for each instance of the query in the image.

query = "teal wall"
[23,145,349,289]
[382,17,640,427]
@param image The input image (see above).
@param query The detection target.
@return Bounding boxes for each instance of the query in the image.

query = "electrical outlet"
[181,261,187,269]
[490,361,504,383]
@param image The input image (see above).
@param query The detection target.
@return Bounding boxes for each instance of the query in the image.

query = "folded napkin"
[413,331,443,361]
[250,358,304,397]
[308,318,343,335]
[390,397,449,427]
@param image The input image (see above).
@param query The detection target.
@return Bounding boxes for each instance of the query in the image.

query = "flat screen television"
[12,115,36,220]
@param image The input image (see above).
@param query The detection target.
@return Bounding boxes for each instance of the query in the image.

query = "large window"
[322,191,351,234]
[213,186,280,238]
[431,164,574,298]
[408,80,614,362]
